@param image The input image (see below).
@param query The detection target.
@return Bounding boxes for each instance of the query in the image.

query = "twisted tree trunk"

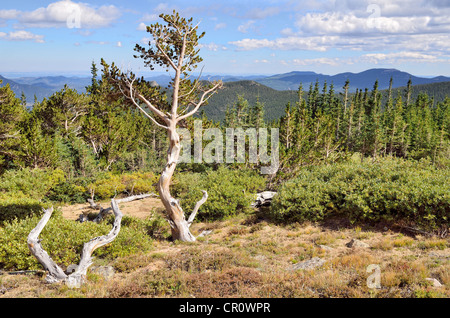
[158,128,207,242]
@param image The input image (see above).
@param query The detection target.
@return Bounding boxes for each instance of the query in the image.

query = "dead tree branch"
[27,200,123,288]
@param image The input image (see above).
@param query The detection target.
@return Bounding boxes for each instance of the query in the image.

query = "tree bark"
[158,129,194,241]
[156,128,208,242]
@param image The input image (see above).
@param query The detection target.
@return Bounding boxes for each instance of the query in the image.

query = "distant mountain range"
[1,68,449,106]
[0,74,90,105]
[255,69,450,92]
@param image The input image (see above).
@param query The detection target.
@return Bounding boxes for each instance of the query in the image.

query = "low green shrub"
[87,171,158,201]
[173,166,267,221]
[0,194,48,223]
[269,157,449,230]
[0,168,65,200]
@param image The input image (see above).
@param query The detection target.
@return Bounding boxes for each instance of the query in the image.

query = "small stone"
[346,239,370,248]
[425,278,443,288]
[289,257,325,271]
[65,264,78,275]
[198,230,213,237]
[318,245,334,251]
[90,266,115,281]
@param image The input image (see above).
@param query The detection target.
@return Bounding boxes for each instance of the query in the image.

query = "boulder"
[346,239,370,248]
[289,257,325,271]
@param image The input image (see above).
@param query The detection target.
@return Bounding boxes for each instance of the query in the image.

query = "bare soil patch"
[59,197,165,220]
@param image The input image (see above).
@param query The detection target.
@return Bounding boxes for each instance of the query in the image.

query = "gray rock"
[90,266,115,281]
[318,244,334,251]
[346,239,370,248]
[425,278,443,288]
[66,264,78,275]
[198,230,213,237]
[252,191,277,207]
[289,257,325,271]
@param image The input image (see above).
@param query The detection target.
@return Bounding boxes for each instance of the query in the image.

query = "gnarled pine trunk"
[157,129,206,242]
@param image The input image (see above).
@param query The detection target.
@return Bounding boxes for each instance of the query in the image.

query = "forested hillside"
[204,79,450,122]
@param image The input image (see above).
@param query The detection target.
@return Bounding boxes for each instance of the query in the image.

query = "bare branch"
[187,190,208,227]
[66,199,123,288]
[27,207,68,283]
[155,40,178,71]
[177,81,223,122]
[28,202,124,288]
[121,75,169,129]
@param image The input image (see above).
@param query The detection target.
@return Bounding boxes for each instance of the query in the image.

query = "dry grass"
[1,210,449,298]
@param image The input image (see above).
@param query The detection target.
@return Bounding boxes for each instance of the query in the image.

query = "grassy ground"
[0,205,448,298]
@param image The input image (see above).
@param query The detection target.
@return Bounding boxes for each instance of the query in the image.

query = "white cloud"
[137,22,148,31]
[199,42,228,51]
[230,36,337,51]
[237,20,255,33]
[0,30,45,43]
[291,58,341,66]
[214,22,226,30]
[296,11,436,35]
[116,41,122,47]
[6,0,121,29]
[360,52,447,64]
[0,9,20,20]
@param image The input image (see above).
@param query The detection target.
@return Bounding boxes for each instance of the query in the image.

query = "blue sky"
[1,0,450,77]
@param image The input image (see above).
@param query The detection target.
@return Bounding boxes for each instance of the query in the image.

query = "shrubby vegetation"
[269,156,449,230]
[0,211,155,271]
[173,166,266,220]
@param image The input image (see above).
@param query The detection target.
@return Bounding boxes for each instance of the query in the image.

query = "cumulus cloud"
[0,9,20,20]
[137,22,148,31]
[230,36,338,51]
[3,0,121,29]
[360,52,446,64]
[229,0,450,67]
[237,20,256,33]
[0,30,45,43]
[198,42,227,51]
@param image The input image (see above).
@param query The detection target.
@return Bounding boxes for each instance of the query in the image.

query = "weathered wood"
[83,193,156,223]
[252,191,277,208]
[116,193,157,203]
[28,200,123,288]
[66,199,123,288]
[187,190,208,227]
[27,207,68,283]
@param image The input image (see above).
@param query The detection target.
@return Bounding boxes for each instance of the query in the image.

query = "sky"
[1,0,450,77]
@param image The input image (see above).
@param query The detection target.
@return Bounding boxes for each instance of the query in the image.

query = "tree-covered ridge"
[202,80,450,122]
[273,79,449,180]
[1,70,449,178]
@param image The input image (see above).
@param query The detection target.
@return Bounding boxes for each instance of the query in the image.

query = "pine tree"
[18,113,57,169]
[0,81,25,171]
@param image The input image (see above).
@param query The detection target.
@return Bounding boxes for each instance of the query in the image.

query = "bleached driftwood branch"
[82,193,157,223]
[27,200,123,288]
